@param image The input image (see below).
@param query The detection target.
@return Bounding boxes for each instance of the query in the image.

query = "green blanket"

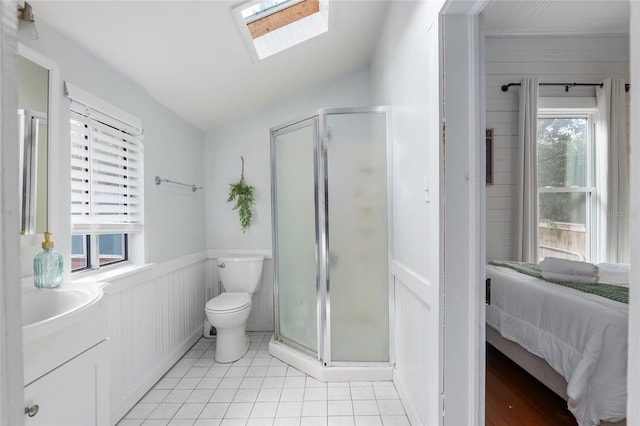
[489,260,628,304]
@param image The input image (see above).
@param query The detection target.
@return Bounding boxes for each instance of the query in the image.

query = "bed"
[486,262,628,426]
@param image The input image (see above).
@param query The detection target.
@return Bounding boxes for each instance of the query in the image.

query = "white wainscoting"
[391,261,439,426]
[485,35,630,261]
[106,252,207,424]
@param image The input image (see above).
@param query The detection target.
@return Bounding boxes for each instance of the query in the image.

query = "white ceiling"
[31,0,389,131]
[482,0,630,36]
[30,1,630,131]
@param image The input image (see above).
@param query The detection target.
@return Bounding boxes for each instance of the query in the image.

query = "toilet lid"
[218,254,264,263]
[206,293,251,313]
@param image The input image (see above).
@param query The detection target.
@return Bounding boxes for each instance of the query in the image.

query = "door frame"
[627,1,639,423]
[439,1,488,425]
[439,1,640,425]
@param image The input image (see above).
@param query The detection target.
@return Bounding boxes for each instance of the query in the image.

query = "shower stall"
[270,107,391,376]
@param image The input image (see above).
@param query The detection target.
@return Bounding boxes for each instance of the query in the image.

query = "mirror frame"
[18,44,60,248]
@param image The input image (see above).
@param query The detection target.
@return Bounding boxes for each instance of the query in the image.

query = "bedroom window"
[537,111,596,262]
[67,82,144,272]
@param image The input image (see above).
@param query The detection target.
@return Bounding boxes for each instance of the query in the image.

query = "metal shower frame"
[270,106,394,368]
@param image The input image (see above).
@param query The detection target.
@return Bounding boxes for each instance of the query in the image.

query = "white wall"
[371,1,445,424]
[204,67,372,250]
[485,35,630,261]
[18,20,210,422]
[19,20,207,274]
[203,67,372,330]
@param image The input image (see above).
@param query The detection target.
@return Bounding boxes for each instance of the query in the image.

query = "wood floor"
[486,344,578,426]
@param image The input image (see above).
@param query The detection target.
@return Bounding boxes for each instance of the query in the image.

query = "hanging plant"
[227,156,255,233]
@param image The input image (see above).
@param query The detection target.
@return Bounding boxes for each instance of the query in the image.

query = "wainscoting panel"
[107,256,207,423]
[392,261,439,426]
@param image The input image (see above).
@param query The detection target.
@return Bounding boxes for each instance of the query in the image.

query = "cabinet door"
[24,342,107,426]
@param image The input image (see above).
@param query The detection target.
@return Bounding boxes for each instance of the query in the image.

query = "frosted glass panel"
[274,119,318,354]
[326,113,389,362]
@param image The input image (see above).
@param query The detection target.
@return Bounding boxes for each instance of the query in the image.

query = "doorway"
[439,0,638,425]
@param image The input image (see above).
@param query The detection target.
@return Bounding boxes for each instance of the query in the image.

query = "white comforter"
[486,264,628,426]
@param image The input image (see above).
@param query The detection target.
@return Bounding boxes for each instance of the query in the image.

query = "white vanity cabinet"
[24,341,109,426]
[22,282,110,426]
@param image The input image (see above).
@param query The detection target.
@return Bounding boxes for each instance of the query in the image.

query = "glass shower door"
[325,111,389,363]
[272,118,319,355]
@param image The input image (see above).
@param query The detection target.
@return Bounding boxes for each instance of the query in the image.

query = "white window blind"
[67,83,144,235]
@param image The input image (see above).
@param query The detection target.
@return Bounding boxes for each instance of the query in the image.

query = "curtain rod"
[155,176,203,192]
[501,82,630,93]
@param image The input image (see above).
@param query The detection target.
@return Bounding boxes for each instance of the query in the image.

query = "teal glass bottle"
[34,231,63,289]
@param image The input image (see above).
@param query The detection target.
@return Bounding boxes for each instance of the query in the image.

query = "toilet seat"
[206,293,251,314]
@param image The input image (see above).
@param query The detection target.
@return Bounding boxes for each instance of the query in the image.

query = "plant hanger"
[227,156,255,233]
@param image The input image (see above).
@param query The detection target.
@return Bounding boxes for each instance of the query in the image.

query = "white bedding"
[486,264,628,426]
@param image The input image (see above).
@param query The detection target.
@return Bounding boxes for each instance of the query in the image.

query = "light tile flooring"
[118,332,409,426]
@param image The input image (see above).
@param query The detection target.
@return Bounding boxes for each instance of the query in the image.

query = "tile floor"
[118,332,409,426]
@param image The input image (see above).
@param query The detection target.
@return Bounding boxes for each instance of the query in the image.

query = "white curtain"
[516,78,539,263]
[596,78,629,263]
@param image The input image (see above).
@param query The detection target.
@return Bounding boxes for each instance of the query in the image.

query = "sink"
[22,282,104,346]
[22,284,101,327]
[22,281,107,384]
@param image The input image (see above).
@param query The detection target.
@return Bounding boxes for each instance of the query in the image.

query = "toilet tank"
[217,254,264,294]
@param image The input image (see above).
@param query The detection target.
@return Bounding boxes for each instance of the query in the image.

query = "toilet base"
[214,326,249,363]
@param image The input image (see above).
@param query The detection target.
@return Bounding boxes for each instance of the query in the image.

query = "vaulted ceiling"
[29,1,630,131]
[31,1,389,131]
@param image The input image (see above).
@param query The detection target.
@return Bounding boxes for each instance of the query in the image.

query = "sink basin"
[22,285,101,327]
[22,282,104,345]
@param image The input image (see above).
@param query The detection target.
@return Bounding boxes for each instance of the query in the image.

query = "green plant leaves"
[227,180,255,233]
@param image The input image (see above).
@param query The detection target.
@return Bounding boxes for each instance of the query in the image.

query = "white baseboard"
[393,371,422,426]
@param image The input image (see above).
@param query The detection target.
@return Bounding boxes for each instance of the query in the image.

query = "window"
[66,83,143,272]
[537,111,596,262]
[233,0,328,60]
[241,0,304,23]
[71,234,128,271]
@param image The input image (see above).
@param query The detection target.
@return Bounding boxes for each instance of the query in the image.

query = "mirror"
[18,54,49,235]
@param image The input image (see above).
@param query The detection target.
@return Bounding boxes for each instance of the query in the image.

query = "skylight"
[241,0,303,23]
[233,0,329,60]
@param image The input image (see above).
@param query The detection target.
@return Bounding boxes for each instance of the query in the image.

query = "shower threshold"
[269,335,393,382]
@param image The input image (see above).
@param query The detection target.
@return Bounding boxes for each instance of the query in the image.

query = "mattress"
[486,264,628,426]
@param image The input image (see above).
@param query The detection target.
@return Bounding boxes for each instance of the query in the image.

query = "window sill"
[72,262,154,284]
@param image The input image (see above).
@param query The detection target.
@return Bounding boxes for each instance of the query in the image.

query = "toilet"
[205,254,264,363]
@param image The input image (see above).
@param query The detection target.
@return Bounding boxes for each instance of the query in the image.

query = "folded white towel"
[539,257,599,276]
[541,271,599,284]
[597,263,630,286]
[597,262,630,271]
